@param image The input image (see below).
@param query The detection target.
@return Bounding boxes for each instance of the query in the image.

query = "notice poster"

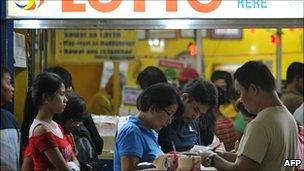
[122,86,142,105]
[55,29,137,62]
[158,59,185,84]
[13,32,26,68]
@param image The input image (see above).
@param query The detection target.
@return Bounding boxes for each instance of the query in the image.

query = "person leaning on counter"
[158,78,218,153]
[114,83,184,171]
[199,61,298,171]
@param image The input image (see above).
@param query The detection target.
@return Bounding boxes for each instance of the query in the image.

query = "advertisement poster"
[55,29,137,62]
[158,58,185,84]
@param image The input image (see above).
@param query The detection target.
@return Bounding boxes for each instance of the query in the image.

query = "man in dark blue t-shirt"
[158,79,218,153]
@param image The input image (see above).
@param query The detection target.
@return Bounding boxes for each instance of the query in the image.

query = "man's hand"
[198,150,217,166]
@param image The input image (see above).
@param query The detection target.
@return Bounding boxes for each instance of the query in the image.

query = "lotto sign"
[7,0,303,19]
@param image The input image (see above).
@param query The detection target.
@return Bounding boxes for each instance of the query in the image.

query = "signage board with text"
[8,0,303,19]
[55,29,137,62]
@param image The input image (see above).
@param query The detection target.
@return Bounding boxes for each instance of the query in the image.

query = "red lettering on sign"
[62,0,85,12]
[88,0,121,12]
[188,0,221,13]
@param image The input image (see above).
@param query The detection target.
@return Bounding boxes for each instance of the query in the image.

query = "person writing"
[158,78,218,153]
[199,61,298,171]
[114,83,183,171]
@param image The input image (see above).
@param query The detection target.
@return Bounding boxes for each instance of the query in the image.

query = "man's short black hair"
[182,78,218,109]
[286,62,303,84]
[1,65,10,79]
[137,66,167,90]
[234,61,275,92]
[44,66,73,89]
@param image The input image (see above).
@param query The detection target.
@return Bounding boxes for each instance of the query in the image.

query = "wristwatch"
[206,153,217,167]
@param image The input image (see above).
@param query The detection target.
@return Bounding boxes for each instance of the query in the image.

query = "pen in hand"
[171,141,176,152]
[211,143,222,151]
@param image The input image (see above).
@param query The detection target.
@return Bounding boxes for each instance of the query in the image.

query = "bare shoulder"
[33,124,50,136]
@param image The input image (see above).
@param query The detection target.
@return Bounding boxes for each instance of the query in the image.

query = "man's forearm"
[212,154,237,171]
[216,151,237,162]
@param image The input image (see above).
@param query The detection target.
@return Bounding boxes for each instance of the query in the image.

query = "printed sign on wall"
[158,59,185,84]
[55,29,137,62]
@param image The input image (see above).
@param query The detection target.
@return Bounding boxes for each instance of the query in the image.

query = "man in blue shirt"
[0,66,20,171]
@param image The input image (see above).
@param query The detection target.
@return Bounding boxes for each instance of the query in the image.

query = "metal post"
[28,30,36,88]
[113,62,120,115]
[276,28,282,93]
[1,0,14,112]
[0,21,14,74]
[195,29,203,76]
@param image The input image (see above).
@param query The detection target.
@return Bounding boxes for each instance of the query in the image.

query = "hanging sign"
[13,32,27,68]
[158,59,185,84]
[55,29,137,62]
[7,0,303,19]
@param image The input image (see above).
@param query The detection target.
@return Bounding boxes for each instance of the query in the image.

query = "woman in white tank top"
[26,72,79,171]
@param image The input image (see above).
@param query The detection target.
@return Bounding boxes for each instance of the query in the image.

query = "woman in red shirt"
[211,71,238,151]
[27,72,79,171]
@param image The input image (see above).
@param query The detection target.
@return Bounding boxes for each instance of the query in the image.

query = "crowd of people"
[1,61,303,171]
[1,66,104,171]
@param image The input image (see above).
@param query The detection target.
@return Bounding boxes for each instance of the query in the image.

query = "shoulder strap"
[29,119,44,138]
[29,119,63,138]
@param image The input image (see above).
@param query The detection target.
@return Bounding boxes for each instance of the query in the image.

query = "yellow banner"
[55,29,137,62]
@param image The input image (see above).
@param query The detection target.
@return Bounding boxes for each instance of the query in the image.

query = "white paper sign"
[122,86,142,105]
[100,61,128,88]
[13,32,27,68]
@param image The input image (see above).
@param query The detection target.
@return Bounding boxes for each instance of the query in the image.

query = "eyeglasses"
[163,109,175,121]
[193,102,204,116]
